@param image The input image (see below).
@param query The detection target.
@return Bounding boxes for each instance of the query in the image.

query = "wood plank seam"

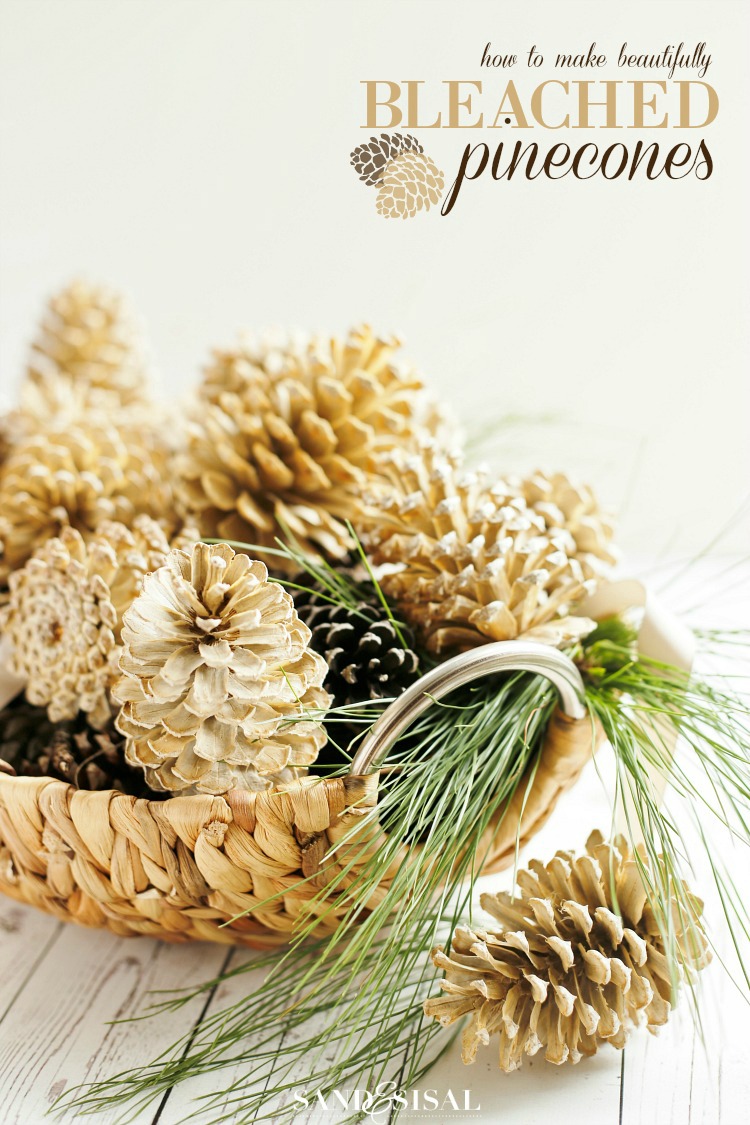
[151,946,237,1125]
[0,921,63,1026]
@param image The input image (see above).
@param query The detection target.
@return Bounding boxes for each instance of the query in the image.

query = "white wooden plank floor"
[0,560,747,1125]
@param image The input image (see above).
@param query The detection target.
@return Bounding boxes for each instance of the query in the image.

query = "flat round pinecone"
[350,132,424,186]
[0,696,153,795]
[0,518,171,729]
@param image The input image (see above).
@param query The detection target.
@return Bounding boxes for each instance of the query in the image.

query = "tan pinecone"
[0,405,35,471]
[0,420,174,584]
[520,471,618,568]
[364,446,615,654]
[169,520,203,554]
[0,518,171,728]
[196,329,311,407]
[176,325,442,570]
[375,152,445,218]
[26,279,150,411]
[350,132,424,186]
[113,542,331,795]
[424,832,709,1070]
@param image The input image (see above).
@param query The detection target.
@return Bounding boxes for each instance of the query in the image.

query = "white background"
[0,0,748,557]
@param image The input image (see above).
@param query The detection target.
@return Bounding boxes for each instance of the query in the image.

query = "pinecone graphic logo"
[350,133,444,219]
[376,151,445,219]
[350,132,424,185]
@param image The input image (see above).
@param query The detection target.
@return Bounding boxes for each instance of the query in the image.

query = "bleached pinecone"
[240,328,312,370]
[520,471,617,568]
[424,832,710,1070]
[0,420,174,584]
[364,447,615,653]
[169,520,203,554]
[202,329,311,396]
[113,542,332,795]
[375,152,445,218]
[0,406,35,477]
[0,697,151,794]
[350,133,424,186]
[0,518,171,728]
[26,279,150,410]
[176,325,442,571]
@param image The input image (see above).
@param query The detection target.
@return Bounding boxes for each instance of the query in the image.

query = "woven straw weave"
[0,712,596,948]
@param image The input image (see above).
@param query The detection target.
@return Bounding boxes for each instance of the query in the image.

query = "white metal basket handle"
[349,640,586,776]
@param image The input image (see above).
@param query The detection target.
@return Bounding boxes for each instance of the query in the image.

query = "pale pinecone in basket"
[176,324,440,572]
[350,132,424,186]
[0,696,154,795]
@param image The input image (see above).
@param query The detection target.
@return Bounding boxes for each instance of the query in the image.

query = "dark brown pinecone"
[298,598,420,706]
[293,584,421,767]
[0,696,58,774]
[350,132,424,186]
[0,695,156,795]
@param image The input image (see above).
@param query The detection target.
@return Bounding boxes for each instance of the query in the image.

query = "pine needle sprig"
[584,631,750,1001]
[60,911,460,1122]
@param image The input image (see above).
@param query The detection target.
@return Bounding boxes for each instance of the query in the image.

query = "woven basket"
[0,642,598,949]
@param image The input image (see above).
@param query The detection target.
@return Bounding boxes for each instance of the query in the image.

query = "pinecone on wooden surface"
[424,831,710,1070]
